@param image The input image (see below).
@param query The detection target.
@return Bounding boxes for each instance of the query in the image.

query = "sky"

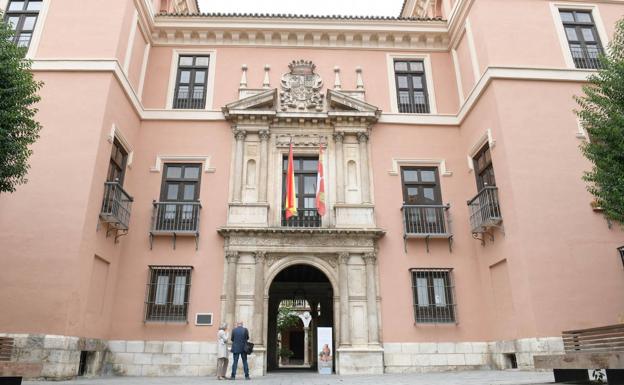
[196,0,405,17]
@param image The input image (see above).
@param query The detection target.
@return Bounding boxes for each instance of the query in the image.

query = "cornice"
[150,15,449,50]
[217,226,386,238]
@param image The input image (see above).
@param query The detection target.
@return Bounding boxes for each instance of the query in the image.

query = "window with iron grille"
[394,60,430,113]
[472,144,496,191]
[411,268,456,323]
[173,56,210,109]
[4,0,42,49]
[281,156,321,227]
[559,10,604,69]
[145,266,192,322]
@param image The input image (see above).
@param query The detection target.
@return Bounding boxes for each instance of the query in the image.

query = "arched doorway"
[266,264,334,372]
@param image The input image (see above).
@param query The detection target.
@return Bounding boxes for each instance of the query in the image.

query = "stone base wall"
[107,340,265,378]
[337,348,384,375]
[0,333,107,380]
[1,333,564,378]
[383,337,565,373]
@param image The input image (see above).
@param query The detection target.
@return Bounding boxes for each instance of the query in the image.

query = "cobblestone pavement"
[24,370,554,385]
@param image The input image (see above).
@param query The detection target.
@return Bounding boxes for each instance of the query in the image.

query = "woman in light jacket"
[216,323,229,380]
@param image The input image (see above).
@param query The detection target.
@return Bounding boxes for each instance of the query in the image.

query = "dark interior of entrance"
[267,264,334,371]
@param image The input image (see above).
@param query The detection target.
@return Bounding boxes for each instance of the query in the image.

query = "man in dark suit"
[230,321,250,380]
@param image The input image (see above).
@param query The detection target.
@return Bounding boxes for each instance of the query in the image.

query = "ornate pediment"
[327,89,380,115]
[280,60,324,112]
[222,89,277,119]
[223,61,381,126]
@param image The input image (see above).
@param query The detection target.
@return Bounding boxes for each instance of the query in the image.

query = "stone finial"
[333,66,341,90]
[263,65,271,89]
[240,65,248,89]
[356,67,364,90]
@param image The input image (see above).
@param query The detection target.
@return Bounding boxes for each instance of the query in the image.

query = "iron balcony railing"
[398,94,430,114]
[467,186,502,233]
[100,182,133,230]
[173,90,207,109]
[281,208,321,228]
[402,204,451,237]
[151,201,202,234]
[570,45,603,69]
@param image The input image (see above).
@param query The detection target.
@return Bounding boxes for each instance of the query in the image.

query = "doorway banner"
[317,327,333,374]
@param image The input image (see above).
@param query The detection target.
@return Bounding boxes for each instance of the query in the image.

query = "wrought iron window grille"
[410,268,457,324]
[144,265,193,323]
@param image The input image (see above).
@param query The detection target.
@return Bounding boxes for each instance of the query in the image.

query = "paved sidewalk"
[24,370,554,385]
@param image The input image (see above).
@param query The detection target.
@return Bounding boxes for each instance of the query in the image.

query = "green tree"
[0,12,43,193]
[277,305,300,333]
[576,18,624,224]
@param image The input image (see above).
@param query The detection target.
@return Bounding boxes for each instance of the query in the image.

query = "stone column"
[357,132,371,203]
[364,252,379,344]
[232,129,247,202]
[253,251,266,345]
[333,132,345,204]
[338,252,351,346]
[225,251,240,328]
[304,327,310,365]
[258,130,270,203]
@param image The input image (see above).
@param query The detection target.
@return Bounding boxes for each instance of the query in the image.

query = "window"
[153,163,202,232]
[394,60,430,113]
[282,156,320,227]
[401,167,448,235]
[411,268,456,323]
[107,138,128,185]
[145,266,192,322]
[472,144,496,191]
[401,167,441,205]
[4,0,42,49]
[173,56,209,109]
[559,10,604,69]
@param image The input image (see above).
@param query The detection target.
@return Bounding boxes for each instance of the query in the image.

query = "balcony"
[150,201,201,249]
[99,182,133,236]
[173,90,207,109]
[401,204,452,252]
[281,208,321,228]
[467,186,503,237]
[570,45,602,69]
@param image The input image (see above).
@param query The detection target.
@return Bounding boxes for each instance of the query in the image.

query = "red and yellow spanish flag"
[316,144,326,216]
[284,142,298,219]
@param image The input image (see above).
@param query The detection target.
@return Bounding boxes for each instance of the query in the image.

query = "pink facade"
[0,0,623,379]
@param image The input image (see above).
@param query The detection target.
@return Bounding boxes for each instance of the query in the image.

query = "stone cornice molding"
[218,227,385,238]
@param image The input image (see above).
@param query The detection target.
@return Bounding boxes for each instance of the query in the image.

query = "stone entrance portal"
[218,60,385,375]
[267,264,334,372]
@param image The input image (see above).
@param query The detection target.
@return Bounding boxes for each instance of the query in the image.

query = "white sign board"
[317,327,333,374]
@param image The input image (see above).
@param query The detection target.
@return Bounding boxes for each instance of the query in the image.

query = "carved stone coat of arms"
[280,60,324,111]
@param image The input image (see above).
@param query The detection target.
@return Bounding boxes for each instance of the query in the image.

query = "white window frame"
[108,123,134,168]
[166,49,217,110]
[549,2,610,69]
[1,0,50,59]
[386,53,438,114]
[466,128,496,172]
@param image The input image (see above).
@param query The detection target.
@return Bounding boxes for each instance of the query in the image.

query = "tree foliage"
[277,305,300,333]
[576,18,624,224]
[0,12,43,193]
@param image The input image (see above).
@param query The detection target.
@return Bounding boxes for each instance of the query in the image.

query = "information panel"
[317,327,333,374]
